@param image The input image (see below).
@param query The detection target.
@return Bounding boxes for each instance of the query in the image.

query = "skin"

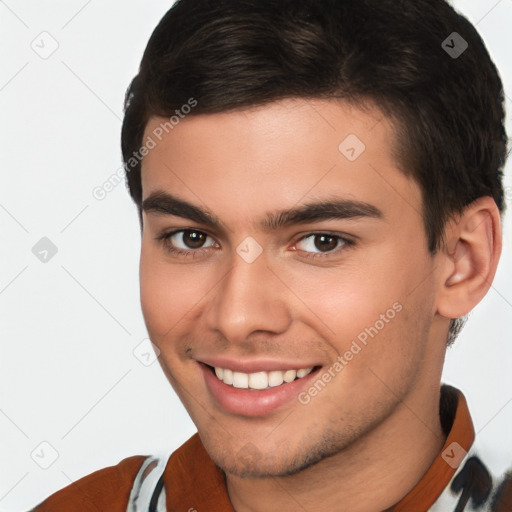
[139,98,501,512]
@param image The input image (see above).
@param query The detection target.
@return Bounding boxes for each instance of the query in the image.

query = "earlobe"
[436,197,502,319]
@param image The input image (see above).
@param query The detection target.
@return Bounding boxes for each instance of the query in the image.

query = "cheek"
[139,247,203,388]
[280,263,404,345]
[281,243,434,362]
[139,244,192,338]
[139,241,222,343]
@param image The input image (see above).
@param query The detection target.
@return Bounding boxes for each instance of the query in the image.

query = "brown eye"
[313,234,338,252]
[158,229,217,255]
[296,233,345,254]
[294,233,352,258]
[181,230,207,249]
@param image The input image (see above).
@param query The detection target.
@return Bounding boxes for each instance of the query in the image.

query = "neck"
[226,384,446,512]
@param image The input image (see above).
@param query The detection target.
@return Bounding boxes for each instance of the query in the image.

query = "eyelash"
[155,229,355,260]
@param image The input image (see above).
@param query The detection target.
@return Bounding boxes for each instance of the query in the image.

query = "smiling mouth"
[204,364,320,390]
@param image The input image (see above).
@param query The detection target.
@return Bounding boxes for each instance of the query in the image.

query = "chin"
[206,430,355,479]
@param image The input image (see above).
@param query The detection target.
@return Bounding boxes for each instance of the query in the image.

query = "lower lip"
[200,363,320,417]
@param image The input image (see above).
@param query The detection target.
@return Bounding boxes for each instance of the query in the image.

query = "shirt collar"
[384,384,475,511]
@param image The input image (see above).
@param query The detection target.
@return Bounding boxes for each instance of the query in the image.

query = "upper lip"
[197,356,320,374]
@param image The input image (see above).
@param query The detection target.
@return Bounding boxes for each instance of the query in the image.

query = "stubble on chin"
[202,420,370,479]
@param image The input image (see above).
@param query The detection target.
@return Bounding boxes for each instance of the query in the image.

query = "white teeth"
[248,371,268,390]
[223,368,233,385]
[232,371,249,388]
[297,368,312,378]
[268,370,284,387]
[212,366,314,389]
[283,370,297,383]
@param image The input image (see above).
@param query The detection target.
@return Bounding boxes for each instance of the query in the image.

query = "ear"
[436,196,502,319]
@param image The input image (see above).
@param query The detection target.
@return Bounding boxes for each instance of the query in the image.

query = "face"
[139,98,441,478]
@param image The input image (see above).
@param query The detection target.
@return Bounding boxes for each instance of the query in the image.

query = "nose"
[204,248,292,344]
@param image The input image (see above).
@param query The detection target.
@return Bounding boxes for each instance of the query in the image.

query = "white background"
[0,1,511,510]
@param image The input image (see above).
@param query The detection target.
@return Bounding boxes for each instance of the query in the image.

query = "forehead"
[140,98,420,226]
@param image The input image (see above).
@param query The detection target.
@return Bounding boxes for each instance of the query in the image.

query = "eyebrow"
[141,190,383,232]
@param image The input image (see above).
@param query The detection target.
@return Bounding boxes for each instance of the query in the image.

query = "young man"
[32,0,511,510]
